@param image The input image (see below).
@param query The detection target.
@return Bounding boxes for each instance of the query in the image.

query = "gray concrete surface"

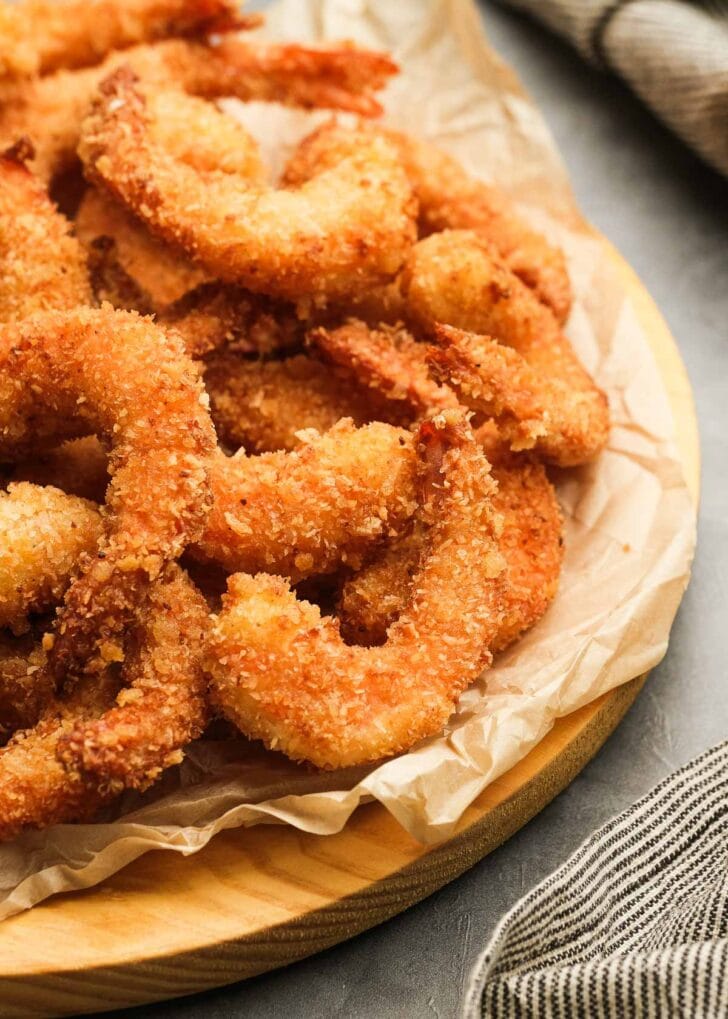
[104,3,728,1016]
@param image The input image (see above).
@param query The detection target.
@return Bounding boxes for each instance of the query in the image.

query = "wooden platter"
[0,237,699,1017]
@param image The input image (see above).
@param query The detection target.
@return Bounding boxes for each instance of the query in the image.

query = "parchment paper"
[0,0,697,921]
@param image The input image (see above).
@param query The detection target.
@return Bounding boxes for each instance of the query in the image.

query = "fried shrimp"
[403,230,609,466]
[308,320,458,419]
[207,411,507,769]
[0,0,245,82]
[80,70,417,304]
[1,37,398,181]
[193,420,420,581]
[0,483,103,635]
[0,670,118,841]
[0,306,215,682]
[339,455,563,649]
[56,564,209,792]
[0,566,209,841]
[204,352,404,453]
[0,143,91,321]
[77,188,209,307]
[282,121,572,323]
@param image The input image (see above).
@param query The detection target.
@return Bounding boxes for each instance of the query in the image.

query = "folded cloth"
[495,0,728,177]
[464,741,728,1018]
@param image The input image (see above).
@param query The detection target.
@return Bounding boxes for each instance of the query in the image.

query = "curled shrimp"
[402,230,609,466]
[207,411,506,769]
[56,564,209,793]
[339,451,563,650]
[80,70,417,305]
[0,142,91,321]
[0,565,209,841]
[1,37,399,181]
[0,306,215,683]
[282,120,572,323]
[0,0,247,82]
[194,420,420,581]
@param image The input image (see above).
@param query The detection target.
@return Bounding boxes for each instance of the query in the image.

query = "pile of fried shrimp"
[0,0,609,843]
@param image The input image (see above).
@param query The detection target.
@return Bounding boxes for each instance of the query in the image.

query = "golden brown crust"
[193,421,420,581]
[207,411,507,769]
[0,0,245,82]
[0,147,92,321]
[204,351,405,453]
[339,456,564,651]
[0,306,215,682]
[283,120,572,323]
[0,483,104,635]
[403,230,609,466]
[56,565,210,791]
[79,70,417,304]
[1,37,398,181]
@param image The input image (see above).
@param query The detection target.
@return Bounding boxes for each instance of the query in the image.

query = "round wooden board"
[0,237,699,1018]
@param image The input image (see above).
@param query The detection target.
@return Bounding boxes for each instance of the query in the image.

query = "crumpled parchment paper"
[0,0,697,921]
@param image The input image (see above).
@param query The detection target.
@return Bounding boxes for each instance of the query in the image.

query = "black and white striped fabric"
[464,742,728,1018]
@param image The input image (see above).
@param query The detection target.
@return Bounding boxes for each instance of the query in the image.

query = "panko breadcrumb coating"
[1,36,399,181]
[0,306,215,683]
[308,319,458,418]
[193,420,420,581]
[0,144,91,322]
[56,564,209,793]
[80,69,417,305]
[403,230,609,465]
[0,483,103,635]
[204,352,407,453]
[0,566,209,841]
[282,120,572,323]
[207,411,507,769]
[339,454,563,650]
[0,0,244,82]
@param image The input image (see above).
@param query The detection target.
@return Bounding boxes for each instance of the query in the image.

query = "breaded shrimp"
[0,143,91,321]
[283,122,572,323]
[0,670,118,841]
[80,70,417,305]
[339,454,563,649]
[0,0,246,82]
[403,230,609,466]
[203,352,406,453]
[77,188,209,307]
[0,306,215,682]
[307,320,458,418]
[1,37,399,181]
[0,483,103,635]
[0,566,209,840]
[193,420,420,581]
[207,411,507,769]
[56,564,209,792]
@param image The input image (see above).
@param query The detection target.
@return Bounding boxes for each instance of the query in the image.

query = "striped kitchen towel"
[496,0,728,177]
[464,741,728,1018]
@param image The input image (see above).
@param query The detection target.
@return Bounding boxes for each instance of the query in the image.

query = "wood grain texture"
[0,236,699,1018]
